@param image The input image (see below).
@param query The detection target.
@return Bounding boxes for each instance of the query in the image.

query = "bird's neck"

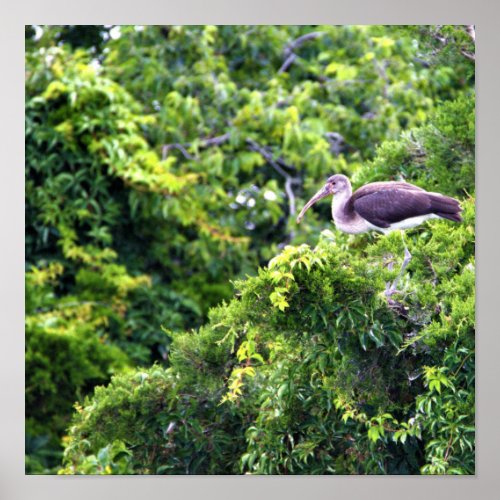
[331,187,353,222]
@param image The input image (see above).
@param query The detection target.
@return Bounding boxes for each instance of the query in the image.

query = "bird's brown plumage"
[349,182,462,228]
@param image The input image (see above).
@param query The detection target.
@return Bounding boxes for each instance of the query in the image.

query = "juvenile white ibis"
[296,174,462,294]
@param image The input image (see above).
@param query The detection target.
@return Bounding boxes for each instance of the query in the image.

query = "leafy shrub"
[356,91,475,197]
[62,193,475,474]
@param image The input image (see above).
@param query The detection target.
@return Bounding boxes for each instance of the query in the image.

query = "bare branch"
[278,31,325,74]
[245,138,300,219]
[460,25,476,62]
[374,59,390,98]
[201,132,231,147]
[245,139,297,181]
[325,132,346,156]
[278,53,297,74]
[162,132,231,160]
[460,49,475,62]
[430,25,475,63]
[162,143,195,161]
[285,31,326,55]
[284,176,296,216]
[431,26,448,45]
[413,57,431,68]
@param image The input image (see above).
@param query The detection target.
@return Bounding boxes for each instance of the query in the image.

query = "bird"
[296,174,462,295]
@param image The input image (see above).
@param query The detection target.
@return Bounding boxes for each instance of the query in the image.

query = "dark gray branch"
[285,31,326,55]
[325,132,345,156]
[245,138,300,219]
[460,49,475,62]
[162,132,231,160]
[162,143,195,161]
[284,177,296,216]
[246,139,297,180]
[278,53,297,74]
[201,132,231,147]
[278,31,326,74]
[461,25,475,61]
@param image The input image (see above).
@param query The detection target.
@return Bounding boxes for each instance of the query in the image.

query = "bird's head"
[296,174,350,223]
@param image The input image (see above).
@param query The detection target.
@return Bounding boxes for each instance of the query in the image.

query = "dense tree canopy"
[25,25,475,474]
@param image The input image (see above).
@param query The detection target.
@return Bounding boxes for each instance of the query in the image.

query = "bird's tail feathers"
[429,193,462,222]
[436,211,463,222]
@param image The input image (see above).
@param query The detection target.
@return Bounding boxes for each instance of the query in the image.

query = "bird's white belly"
[333,213,438,234]
[333,217,372,234]
[373,214,439,234]
[384,214,438,231]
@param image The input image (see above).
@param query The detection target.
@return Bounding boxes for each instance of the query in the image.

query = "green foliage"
[356,91,475,197]
[25,25,475,474]
[62,193,474,474]
[61,366,245,474]
[59,440,135,475]
[25,263,130,472]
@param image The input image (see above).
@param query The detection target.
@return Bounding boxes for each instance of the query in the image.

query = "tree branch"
[278,31,325,74]
[460,49,475,62]
[162,132,231,160]
[284,177,296,216]
[286,31,326,55]
[245,138,300,219]
[278,53,297,74]
[325,132,346,156]
[465,24,475,43]
[162,143,195,161]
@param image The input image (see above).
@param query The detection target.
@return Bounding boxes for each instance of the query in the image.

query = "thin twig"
[452,352,473,378]
[425,257,438,286]
[413,57,431,68]
[374,59,390,98]
[444,434,454,462]
[245,139,297,182]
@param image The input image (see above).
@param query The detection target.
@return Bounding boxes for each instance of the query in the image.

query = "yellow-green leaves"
[367,425,384,443]
[42,80,68,100]
[325,62,358,81]
[423,366,452,395]
[269,287,290,312]
[372,36,395,49]
[267,244,327,312]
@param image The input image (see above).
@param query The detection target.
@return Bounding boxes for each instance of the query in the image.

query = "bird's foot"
[384,282,399,298]
[403,245,412,264]
[384,285,411,318]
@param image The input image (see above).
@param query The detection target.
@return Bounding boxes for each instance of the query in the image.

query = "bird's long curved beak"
[296,184,332,224]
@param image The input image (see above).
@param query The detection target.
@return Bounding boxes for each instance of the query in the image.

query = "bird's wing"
[355,181,425,193]
[351,187,433,228]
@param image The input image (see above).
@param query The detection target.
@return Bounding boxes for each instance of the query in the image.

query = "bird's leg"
[385,231,412,297]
